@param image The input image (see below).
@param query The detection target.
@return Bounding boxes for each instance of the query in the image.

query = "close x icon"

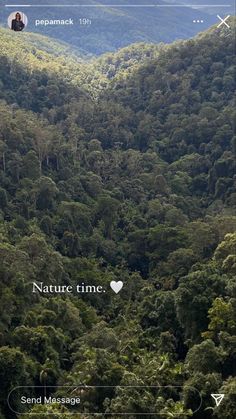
[217,15,231,28]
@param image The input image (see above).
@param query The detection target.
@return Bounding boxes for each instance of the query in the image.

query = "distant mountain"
[1,0,217,54]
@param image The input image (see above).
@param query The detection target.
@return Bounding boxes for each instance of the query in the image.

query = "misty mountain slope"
[0,27,91,86]
[90,19,236,159]
[1,0,216,54]
[0,27,105,102]
[103,19,235,111]
[0,27,166,101]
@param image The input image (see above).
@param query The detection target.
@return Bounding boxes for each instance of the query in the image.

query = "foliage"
[0,20,235,418]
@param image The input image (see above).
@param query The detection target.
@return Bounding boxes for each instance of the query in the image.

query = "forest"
[0,18,235,418]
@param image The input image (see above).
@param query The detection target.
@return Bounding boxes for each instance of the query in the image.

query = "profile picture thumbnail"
[8,11,28,32]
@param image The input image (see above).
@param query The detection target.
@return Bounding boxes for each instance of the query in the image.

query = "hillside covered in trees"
[0,20,235,418]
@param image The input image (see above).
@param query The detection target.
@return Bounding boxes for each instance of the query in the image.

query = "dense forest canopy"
[0,19,235,418]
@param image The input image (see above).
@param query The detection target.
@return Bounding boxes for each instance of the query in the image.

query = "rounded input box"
[8,385,202,416]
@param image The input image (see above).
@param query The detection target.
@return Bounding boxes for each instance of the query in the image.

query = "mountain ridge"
[1,17,234,107]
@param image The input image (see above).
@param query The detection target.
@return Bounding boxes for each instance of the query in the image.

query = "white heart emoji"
[110,281,123,294]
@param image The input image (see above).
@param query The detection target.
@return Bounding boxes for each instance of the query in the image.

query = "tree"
[175,267,226,342]
[185,340,224,374]
[0,346,36,412]
[95,195,119,238]
[0,188,7,210]
[202,298,236,341]
[183,372,222,418]
[214,233,236,273]
[214,377,236,419]
[57,201,92,235]
[21,150,40,180]
[35,177,58,211]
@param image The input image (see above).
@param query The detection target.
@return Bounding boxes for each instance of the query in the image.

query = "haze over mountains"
[1,0,225,54]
